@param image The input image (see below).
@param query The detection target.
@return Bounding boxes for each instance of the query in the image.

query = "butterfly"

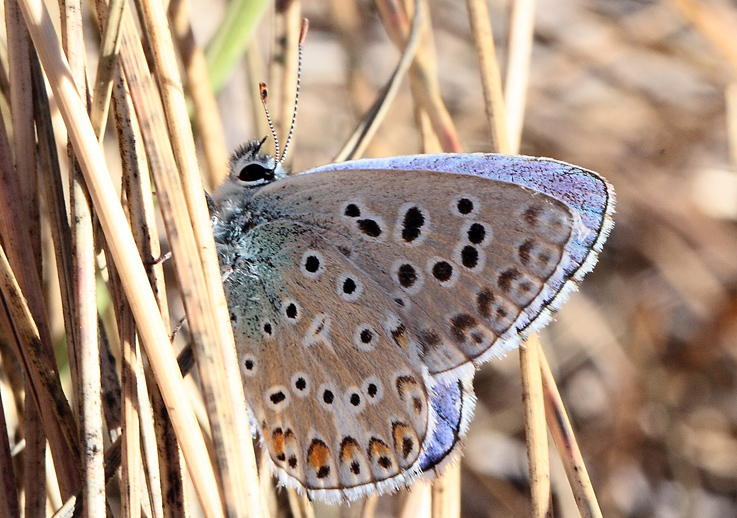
[209,138,614,502]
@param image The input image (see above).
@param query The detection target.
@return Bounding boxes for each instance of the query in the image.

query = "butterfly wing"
[216,153,613,501]
[248,154,614,380]
[222,220,439,501]
[419,378,475,473]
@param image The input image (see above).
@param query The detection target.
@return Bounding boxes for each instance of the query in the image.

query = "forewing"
[250,156,614,380]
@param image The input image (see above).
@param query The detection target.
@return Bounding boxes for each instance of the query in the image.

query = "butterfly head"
[229,137,286,187]
[210,137,285,257]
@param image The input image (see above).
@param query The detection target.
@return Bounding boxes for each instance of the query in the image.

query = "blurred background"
[2,0,736,517]
[189,1,737,517]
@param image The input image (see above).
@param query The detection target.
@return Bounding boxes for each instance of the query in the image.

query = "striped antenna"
[278,19,309,164]
[259,82,279,164]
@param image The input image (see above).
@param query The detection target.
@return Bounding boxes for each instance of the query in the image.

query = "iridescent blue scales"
[211,142,615,503]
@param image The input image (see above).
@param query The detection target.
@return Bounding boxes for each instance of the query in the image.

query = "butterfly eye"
[237,162,273,183]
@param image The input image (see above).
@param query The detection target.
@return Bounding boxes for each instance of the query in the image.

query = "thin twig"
[168,0,229,188]
[17,1,225,515]
[89,0,127,139]
[466,2,553,516]
[504,0,535,154]
[520,336,553,518]
[375,0,462,152]
[136,0,264,512]
[431,463,461,518]
[465,0,510,154]
[334,0,423,162]
[541,352,603,518]
[0,379,19,517]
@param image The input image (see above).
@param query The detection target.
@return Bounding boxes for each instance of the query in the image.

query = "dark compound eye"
[238,163,273,183]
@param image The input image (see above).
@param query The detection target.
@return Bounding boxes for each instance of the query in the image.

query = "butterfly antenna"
[259,82,280,163]
[279,19,309,164]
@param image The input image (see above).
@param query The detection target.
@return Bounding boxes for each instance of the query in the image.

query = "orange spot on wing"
[272,428,285,456]
[307,439,330,468]
[340,437,361,462]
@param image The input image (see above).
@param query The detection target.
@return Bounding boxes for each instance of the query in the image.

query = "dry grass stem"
[169,0,229,188]
[285,488,302,518]
[360,494,378,518]
[31,50,78,387]
[375,0,460,152]
[0,381,18,516]
[541,353,602,518]
[59,0,107,513]
[6,0,40,267]
[465,0,510,155]
[399,482,431,518]
[334,0,423,162]
[89,0,126,139]
[468,1,553,514]
[0,47,11,107]
[3,0,54,384]
[25,407,47,517]
[135,354,164,518]
[119,290,142,518]
[0,240,81,493]
[503,0,535,154]
[136,1,263,512]
[17,1,224,516]
[519,337,552,518]
[431,463,461,518]
[51,494,78,518]
[115,66,169,518]
[0,75,80,506]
